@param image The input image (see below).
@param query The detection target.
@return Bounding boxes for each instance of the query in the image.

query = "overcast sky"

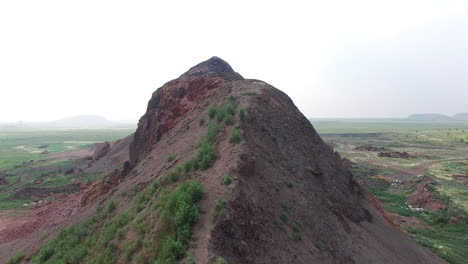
[1,0,467,122]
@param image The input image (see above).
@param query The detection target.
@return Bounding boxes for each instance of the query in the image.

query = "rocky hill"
[2,57,445,264]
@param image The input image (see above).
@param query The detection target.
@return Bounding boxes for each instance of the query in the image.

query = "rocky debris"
[34,179,43,184]
[408,179,445,211]
[38,144,49,149]
[378,151,410,159]
[0,171,7,185]
[91,141,110,161]
[0,176,7,185]
[85,134,133,173]
[81,161,130,206]
[355,145,385,151]
[64,167,82,175]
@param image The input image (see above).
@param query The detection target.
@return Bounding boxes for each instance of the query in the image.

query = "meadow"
[0,128,134,210]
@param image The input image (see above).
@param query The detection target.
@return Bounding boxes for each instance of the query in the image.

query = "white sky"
[1,0,468,122]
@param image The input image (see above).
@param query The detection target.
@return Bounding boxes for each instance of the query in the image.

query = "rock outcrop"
[378,151,410,159]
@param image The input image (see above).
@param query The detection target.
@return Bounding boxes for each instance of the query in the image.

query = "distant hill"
[0,115,137,129]
[408,114,455,121]
[454,112,468,121]
[53,115,113,127]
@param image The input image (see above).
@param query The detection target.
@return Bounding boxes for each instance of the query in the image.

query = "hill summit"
[19,57,444,264]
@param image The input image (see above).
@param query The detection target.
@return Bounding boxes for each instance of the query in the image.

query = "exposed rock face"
[91,141,111,161]
[130,57,243,166]
[378,151,410,159]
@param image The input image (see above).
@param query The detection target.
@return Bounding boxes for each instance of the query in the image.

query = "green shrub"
[208,106,217,119]
[241,91,257,96]
[211,198,228,223]
[280,212,289,223]
[315,240,326,250]
[216,101,235,123]
[229,129,241,143]
[167,153,176,162]
[239,109,246,121]
[286,182,294,188]
[224,114,233,125]
[107,200,116,213]
[222,174,232,185]
[7,251,25,264]
[291,222,301,232]
[156,182,204,263]
[291,233,302,241]
[217,257,229,264]
[199,118,205,126]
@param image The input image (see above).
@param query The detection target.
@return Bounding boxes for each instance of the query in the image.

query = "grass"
[229,128,241,143]
[222,174,232,185]
[167,153,177,162]
[6,251,25,264]
[211,198,228,223]
[239,108,246,121]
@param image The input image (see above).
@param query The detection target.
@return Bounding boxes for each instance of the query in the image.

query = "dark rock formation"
[378,151,410,159]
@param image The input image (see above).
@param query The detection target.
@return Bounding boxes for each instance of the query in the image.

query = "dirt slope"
[0,57,446,263]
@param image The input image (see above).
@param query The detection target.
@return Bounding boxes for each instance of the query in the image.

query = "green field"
[313,121,468,264]
[0,128,134,210]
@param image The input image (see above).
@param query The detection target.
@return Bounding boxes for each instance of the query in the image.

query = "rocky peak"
[179,56,243,80]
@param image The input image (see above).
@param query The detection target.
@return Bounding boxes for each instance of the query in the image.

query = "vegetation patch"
[7,251,25,264]
[222,174,232,185]
[229,129,241,143]
[211,198,228,223]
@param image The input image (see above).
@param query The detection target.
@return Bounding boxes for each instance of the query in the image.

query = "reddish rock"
[408,179,445,211]
[130,57,243,166]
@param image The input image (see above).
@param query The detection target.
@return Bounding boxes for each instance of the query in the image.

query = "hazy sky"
[1,0,467,122]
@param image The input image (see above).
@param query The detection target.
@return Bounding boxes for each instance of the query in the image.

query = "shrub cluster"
[211,198,228,223]
[155,182,204,264]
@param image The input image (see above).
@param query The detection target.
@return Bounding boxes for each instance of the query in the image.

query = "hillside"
[2,57,445,264]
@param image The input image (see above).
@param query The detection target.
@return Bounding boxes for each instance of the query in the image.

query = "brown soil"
[453,174,468,186]
[408,179,446,211]
[0,57,445,264]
